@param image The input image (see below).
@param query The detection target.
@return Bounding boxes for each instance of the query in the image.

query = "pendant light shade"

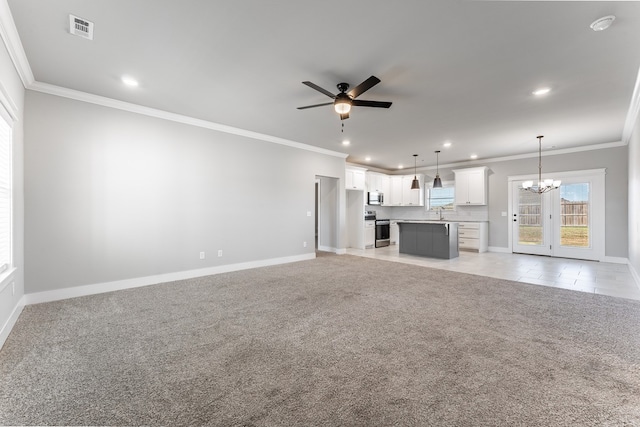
[433,150,442,188]
[411,154,420,189]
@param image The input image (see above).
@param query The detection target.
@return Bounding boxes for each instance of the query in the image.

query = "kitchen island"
[398,221,459,259]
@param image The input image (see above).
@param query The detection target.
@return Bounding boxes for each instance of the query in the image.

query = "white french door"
[510,169,605,261]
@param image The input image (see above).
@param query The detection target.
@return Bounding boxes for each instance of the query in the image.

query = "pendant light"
[433,150,442,188]
[410,154,420,189]
[522,135,561,193]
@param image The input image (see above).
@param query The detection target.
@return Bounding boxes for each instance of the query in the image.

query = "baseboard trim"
[0,296,25,350]
[488,246,511,254]
[24,253,316,306]
[602,256,629,264]
[629,262,640,292]
[318,246,348,255]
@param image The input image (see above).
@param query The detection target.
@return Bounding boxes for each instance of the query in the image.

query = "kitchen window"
[428,184,455,211]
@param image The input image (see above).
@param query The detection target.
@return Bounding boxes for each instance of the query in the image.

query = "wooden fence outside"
[518,200,588,226]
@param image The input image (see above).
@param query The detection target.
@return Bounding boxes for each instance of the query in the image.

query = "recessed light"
[443,141,452,148]
[365,157,371,162]
[121,76,139,87]
[470,154,478,160]
[590,15,615,32]
[398,165,404,169]
[532,87,551,96]
[342,140,350,146]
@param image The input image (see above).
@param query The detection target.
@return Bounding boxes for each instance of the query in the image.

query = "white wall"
[0,38,25,346]
[628,110,640,282]
[23,91,346,294]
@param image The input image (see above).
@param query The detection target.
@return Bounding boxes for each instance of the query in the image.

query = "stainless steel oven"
[375,219,390,247]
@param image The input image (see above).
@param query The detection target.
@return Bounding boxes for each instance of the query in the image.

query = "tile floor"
[346,245,640,301]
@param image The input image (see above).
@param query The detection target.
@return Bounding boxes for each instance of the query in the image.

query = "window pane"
[429,187,455,210]
[560,183,590,248]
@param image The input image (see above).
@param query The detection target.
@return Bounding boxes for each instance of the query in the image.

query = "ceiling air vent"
[69,14,94,40]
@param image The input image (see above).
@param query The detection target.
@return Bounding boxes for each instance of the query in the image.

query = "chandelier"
[522,135,561,193]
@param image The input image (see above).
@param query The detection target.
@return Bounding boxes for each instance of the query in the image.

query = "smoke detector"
[590,15,615,32]
[69,14,94,40]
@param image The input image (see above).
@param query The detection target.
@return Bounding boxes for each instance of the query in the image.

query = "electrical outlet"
[218,250,223,257]
[199,252,205,260]
[303,241,307,248]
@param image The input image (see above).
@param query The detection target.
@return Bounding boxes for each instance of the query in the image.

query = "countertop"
[392,219,488,223]
[395,220,457,224]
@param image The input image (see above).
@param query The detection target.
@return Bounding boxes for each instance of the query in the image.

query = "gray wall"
[0,38,25,338]
[629,109,640,278]
[24,91,346,293]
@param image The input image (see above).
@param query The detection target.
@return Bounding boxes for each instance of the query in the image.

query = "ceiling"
[6,0,640,171]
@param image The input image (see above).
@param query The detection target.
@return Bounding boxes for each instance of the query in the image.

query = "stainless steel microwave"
[368,191,384,205]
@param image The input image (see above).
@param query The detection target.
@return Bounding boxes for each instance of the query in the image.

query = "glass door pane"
[559,183,590,248]
[518,190,543,246]
[512,182,551,256]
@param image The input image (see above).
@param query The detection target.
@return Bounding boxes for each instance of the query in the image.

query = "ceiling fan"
[297,75,392,120]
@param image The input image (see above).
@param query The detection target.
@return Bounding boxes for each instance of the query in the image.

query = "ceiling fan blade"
[302,81,336,98]
[347,76,381,99]
[340,112,350,120]
[297,102,334,110]
[352,99,392,108]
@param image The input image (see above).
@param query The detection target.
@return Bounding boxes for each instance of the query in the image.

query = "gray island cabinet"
[398,221,459,259]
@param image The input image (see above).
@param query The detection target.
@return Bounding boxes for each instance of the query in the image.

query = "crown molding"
[622,65,640,144]
[28,81,348,159]
[0,0,34,87]
[0,1,346,160]
[389,140,626,174]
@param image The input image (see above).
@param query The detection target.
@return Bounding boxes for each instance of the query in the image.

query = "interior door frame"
[507,168,606,261]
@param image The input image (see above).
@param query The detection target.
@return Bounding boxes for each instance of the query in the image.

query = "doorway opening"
[315,176,339,254]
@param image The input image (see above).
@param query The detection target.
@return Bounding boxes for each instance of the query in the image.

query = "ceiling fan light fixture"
[334,96,352,114]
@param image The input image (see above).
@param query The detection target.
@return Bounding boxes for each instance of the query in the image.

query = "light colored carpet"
[1,254,640,426]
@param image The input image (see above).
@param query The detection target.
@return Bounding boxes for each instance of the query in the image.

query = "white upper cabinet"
[389,176,404,206]
[366,172,390,195]
[346,167,366,190]
[453,167,488,205]
[401,174,425,206]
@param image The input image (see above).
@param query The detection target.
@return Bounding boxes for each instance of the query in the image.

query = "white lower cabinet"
[365,220,376,249]
[390,221,399,245]
[458,222,488,253]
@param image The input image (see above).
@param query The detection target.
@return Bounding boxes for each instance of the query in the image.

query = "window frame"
[0,99,14,287]
[427,180,456,211]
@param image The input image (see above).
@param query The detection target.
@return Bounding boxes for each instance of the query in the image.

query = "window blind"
[0,115,11,275]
